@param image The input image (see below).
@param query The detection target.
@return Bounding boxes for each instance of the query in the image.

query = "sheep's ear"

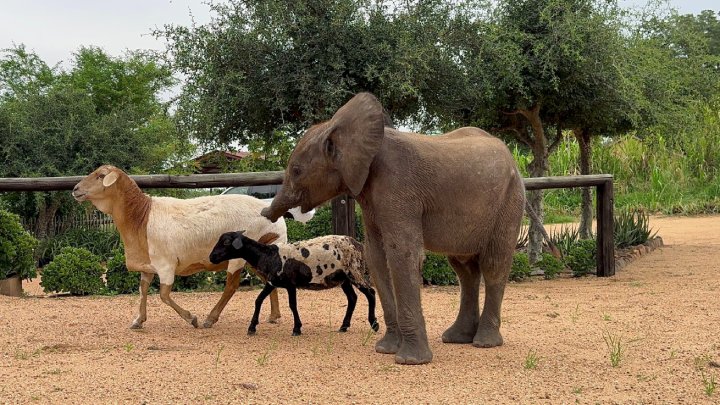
[232,237,243,250]
[103,171,119,187]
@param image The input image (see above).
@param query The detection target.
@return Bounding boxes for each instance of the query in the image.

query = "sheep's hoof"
[202,319,216,329]
[129,322,143,330]
[338,326,349,333]
[371,320,380,332]
[247,329,257,336]
[190,316,199,328]
[292,330,302,336]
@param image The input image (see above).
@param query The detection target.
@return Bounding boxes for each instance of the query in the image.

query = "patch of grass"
[602,313,612,321]
[523,349,540,370]
[256,341,277,366]
[603,331,624,367]
[570,304,582,323]
[361,327,376,347]
[702,372,716,397]
[123,343,134,352]
[215,344,224,369]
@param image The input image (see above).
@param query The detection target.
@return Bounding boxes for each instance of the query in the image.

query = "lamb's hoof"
[247,329,257,336]
[338,326,349,333]
[190,316,199,328]
[129,322,143,330]
[371,320,380,332]
[292,330,302,336]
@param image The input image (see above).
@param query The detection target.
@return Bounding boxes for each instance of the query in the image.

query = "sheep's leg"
[202,271,242,328]
[249,284,276,335]
[130,272,154,329]
[339,280,358,332]
[287,286,302,336]
[357,285,380,332]
[267,289,281,323]
[159,283,199,328]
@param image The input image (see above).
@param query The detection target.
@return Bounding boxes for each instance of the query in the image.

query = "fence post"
[596,179,615,277]
[331,195,356,238]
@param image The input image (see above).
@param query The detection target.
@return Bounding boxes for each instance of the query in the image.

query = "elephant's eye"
[292,166,302,177]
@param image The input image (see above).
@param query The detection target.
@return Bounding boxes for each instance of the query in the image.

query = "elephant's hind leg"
[474,249,513,348]
[442,255,481,344]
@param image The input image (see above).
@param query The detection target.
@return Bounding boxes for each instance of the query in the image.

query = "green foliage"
[510,253,531,282]
[174,272,216,292]
[564,239,597,277]
[36,228,121,266]
[614,209,658,249]
[105,249,139,294]
[286,205,365,242]
[0,209,38,280]
[421,253,457,286]
[536,253,564,280]
[40,247,105,295]
[548,225,581,257]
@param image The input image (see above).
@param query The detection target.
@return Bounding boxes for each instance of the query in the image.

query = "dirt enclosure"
[1,215,719,404]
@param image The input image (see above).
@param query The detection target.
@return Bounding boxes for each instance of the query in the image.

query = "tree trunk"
[521,106,548,264]
[0,275,23,297]
[575,128,593,239]
[33,194,61,239]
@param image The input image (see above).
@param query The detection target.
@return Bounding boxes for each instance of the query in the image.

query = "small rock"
[238,382,259,390]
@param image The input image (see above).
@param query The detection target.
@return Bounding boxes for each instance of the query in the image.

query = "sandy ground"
[1,215,719,404]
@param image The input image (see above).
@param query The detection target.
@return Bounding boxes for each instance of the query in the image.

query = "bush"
[548,225,581,256]
[565,239,597,277]
[286,219,310,243]
[288,204,365,242]
[0,209,39,280]
[535,253,564,280]
[37,227,121,266]
[614,209,657,249]
[105,249,139,294]
[421,252,457,285]
[510,252,532,281]
[174,271,215,291]
[40,247,105,295]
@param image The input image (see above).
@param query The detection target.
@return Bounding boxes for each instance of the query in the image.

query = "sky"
[1,0,718,70]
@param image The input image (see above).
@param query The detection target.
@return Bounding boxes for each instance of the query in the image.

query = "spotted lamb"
[209,231,380,336]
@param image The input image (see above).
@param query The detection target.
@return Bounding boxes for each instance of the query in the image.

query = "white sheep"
[209,231,380,336]
[72,165,287,329]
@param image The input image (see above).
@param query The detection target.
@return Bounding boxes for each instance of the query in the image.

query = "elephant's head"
[262,92,385,222]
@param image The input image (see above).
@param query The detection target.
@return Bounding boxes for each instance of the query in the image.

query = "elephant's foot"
[394,341,433,365]
[375,331,401,354]
[473,327,503,348]
[202,316,218,329]
[441,321,478,344]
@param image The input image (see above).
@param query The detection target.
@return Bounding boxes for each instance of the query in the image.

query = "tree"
[0,46,181,237]
[158,0,458,156]
[433,0,631,261]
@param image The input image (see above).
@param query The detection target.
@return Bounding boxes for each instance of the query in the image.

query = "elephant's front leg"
[364,228,400,354]
[384,237,433,365]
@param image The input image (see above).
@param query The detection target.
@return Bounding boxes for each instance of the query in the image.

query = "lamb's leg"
[130,272,154,329]
[339,279,358,332]
[247,267,282,323]
[249,284,276,335]
[357,285,380,332]
[287,286,302,336]
[159,283,198,328]
[202,270,242,328]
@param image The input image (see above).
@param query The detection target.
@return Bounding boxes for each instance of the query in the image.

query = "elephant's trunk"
[262,188,300,222]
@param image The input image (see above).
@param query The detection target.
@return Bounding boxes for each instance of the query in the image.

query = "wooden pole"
[331,195,356,238]
[596,179,615,277]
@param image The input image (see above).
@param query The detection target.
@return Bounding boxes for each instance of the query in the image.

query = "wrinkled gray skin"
[262,93,525,365]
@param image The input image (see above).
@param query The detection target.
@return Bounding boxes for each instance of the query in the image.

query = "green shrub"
[174,271,215,292]
[548,225,581,256]
[286,219,310,243]
[37,227,121,266]
[288,204,365,242]
[565,239,597,277]
[40,247,105,295]
[510,252,532,281]
[614,209,658,249]
[0,209,39,280]
[536,253,564,280]
[105,249,139,294]
[421,252,457,285]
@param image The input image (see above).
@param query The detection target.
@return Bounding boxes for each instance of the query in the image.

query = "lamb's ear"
[257,232,280,245]
[232,237,243,250]
[102,171,119,187]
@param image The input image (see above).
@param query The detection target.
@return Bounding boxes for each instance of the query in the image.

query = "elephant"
[262,92,525,365]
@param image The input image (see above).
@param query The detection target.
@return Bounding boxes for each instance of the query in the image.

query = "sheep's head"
[72,165,124,214]
[209,231,246,264]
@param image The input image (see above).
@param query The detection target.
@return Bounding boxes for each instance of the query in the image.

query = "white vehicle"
[221,184,315,223]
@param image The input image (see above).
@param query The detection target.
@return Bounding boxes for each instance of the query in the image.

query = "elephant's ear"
[326,92,385,196]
